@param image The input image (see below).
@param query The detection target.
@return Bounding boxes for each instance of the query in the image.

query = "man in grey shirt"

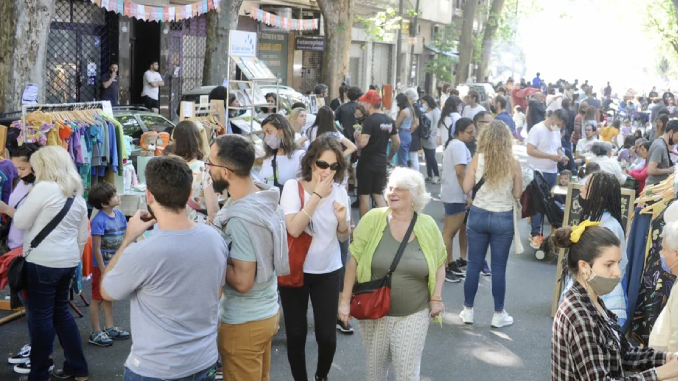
[101,156,227,381]
[646,120,678,186]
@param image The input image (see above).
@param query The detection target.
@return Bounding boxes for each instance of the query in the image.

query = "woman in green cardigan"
[338,166,446,381]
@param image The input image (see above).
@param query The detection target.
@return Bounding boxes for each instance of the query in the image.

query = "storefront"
[294,36,324,94]
[258,32,289,86]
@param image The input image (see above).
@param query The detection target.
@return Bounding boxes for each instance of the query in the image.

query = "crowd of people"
[5,74,678,381]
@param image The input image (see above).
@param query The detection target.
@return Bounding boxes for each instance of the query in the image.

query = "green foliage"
[644,0,678,58]
[496,0,543,43]
[424,24,458,84]
[356,8,403,42]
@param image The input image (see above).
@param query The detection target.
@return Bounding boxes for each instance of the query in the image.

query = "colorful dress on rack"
[631,199,678,346]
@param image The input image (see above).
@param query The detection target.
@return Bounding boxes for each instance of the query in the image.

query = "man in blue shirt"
[532,73,541,89]
[493,95,515,133]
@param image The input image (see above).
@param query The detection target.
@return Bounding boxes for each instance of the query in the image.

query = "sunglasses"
[316,160,340,171]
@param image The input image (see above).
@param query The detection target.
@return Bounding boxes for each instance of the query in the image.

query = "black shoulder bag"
[350,213,417,320]
[8,196,75,293]
[270,149,284,191]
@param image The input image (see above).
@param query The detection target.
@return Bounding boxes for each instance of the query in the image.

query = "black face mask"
[21,174,36,184]
[577,194,588,210]
[212,177,230,195]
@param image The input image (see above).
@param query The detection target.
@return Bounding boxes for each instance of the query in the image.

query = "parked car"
[179,85,305,117]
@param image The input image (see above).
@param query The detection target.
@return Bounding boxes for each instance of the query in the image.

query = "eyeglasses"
[205,160,236,172]
[316,160,340,171]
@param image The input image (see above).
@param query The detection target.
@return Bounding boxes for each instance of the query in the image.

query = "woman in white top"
[259,114,305,190]
[279,136,351,381]
[171,121,219,223]
[14,146,89,380]
[461,120,523,328]
[588,141,625,184]
[288,107,310,150]
[308,106,356,157]
[438,96,462,146]
[421,95,441,183]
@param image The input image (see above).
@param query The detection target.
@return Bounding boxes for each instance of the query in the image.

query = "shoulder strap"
[387,212,418,275]
[472,176,486,201]
[297,180,305,205]
[14,193,28,209]
[29,197,74,251]
[271,149,282,188]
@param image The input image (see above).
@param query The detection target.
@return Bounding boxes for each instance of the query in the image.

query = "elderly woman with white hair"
[394,89,420,167]
[338,167,446,381]
[588,141,626,184]
[650,220,678,361]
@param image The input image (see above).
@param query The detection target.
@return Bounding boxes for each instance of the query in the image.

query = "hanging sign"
[249,6,318,31]
[230,31,257,57]
[295,36,324,52]
[199,95,209,108]
[89,0,220,22]
[21,84,39,106]
[101,101,114,118]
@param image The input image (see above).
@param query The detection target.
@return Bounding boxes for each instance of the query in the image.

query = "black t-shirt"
[604,86,612,97]
[649,91,658,98]
[664,92,674,106]
[101,72,119,106]
[335,102,359,141]
[527,99,545,129]
[359,112,397,168]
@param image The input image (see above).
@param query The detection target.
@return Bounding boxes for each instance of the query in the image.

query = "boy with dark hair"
[87,182,129,346]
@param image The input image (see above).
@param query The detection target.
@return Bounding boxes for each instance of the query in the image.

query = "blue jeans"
[124,365,216,381]
[26,262,87,381]
[464,206,514,312]
[530,172,557,236]
[397,130,412,167]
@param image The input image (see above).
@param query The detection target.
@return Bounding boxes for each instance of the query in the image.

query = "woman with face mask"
[552,222,678,381]
[649,221,678,364]
[259,114,305,191]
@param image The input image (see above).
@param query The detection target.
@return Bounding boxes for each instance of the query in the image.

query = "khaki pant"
[217,312,280,381]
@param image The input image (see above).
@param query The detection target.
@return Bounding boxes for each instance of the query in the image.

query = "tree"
[645,0,678,57]
[316,0,355,99]
[424,24,458,85]
[203,0,244,86]
[477,0,506,82]
[455,0,479,86]
[355,8,403,42]
[0,0,56,111]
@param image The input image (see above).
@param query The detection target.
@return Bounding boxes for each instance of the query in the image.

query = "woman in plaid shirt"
[551,223,678,381]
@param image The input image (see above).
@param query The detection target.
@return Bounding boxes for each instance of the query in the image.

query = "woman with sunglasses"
[279,135,351,381]
[259,114,305,190]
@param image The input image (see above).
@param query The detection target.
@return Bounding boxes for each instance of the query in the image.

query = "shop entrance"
[130,20,161,105]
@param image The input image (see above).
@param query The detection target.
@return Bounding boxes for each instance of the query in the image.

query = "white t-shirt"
[259,150,305,187]
[439,112,461,146]
[440,139,471,203]
[141,70,163,100]
[280,179,350,274]
[294,132,310,151]
[462,104,486,120]
[527,121,561,174]
[576,137,599,155]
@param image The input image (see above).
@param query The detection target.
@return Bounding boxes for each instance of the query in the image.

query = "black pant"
[279,269,342,381]
[423,148,439,178]
[339,239,349,293]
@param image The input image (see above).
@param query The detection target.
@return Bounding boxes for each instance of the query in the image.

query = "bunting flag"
[88,0,219,22]
[249,6,319,31]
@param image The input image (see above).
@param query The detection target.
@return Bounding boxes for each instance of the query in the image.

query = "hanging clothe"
[623,206,654,334]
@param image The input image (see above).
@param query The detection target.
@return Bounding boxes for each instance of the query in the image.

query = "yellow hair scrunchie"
[570,220,601,243]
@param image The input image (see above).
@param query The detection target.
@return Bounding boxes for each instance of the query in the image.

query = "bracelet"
[337,226,349,234]
[313,192,323,199]
[301,209,312,219]
[430,298,443,302]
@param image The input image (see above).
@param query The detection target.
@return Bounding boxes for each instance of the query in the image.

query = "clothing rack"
[21,101,106,136]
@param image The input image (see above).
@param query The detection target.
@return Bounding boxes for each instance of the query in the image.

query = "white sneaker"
[459,308,474,324]
[432,176,440,184]
[491,311,514,328]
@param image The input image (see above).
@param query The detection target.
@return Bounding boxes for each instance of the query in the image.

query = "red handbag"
[350,213,417,320]
[278,181,312,288]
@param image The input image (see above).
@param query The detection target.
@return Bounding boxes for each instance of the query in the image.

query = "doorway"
[130,20,161,105]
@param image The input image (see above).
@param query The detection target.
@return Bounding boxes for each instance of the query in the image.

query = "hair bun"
[550,226,575,249]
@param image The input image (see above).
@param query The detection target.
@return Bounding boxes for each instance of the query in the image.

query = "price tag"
[101,101,114,117]
[181,101,194,119]
[21,83,38,105]
[200,95,209,108]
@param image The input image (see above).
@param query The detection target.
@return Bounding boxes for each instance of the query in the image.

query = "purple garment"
[7,181,32,250]
[618,148,630,163]
[0,160,17,204]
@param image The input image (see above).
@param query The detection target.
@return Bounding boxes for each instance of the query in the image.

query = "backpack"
[418,111,432,139]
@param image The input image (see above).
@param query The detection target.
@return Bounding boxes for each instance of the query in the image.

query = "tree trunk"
[0,0,55,112]
[316,0,354,99]
[203,0,243,86]
[477,0,506,83]
[455,0,479,87]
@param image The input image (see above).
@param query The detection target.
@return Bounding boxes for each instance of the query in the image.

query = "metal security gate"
[349,42,365,90]
[47,0,116,104]
[168,15,207,117]
[300,50,323,94]
[372,43,393,87]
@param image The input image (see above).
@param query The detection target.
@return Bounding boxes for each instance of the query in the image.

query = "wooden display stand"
[0,300,25,326]
[179,100,225,123]
[550,183,636,317]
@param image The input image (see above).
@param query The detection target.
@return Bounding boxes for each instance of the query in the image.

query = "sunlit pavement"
[0,142,554,380]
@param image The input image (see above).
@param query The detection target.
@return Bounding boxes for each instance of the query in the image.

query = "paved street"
[1,145,557,381]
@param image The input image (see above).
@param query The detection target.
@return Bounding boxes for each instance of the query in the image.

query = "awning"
[424,44,459,60]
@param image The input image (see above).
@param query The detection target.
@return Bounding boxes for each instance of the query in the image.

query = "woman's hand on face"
[313,174,334,199]
[429,300,443,318]
[338,300,351,326]
[333,200,347,222]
